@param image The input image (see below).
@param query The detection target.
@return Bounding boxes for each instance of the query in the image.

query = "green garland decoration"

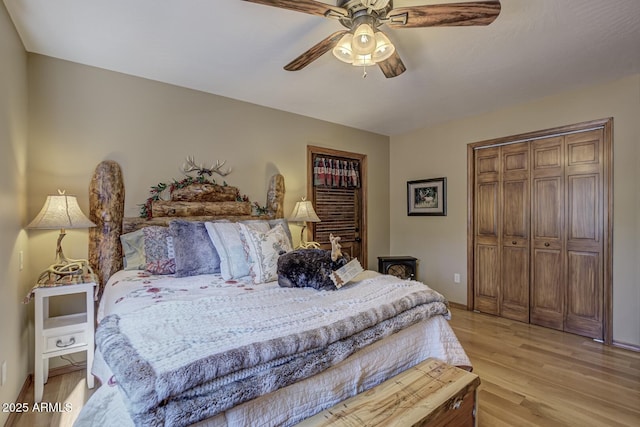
[252,202,270,216]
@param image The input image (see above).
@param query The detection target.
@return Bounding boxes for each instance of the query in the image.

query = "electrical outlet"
[19,250,24,271]
[454,273,461,283]
[1,360,7,386]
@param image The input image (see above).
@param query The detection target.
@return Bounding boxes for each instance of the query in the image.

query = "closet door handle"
[544,242,550,247]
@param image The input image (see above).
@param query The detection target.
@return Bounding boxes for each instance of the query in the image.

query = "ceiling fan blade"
[284,30,349,71]
[377,51,406,78]
[242,0,348,19]
[386,0,501,28]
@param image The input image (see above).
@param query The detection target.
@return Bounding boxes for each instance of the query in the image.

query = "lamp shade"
[28,193,96,230]
[352,23,376,55]
[333,33,355,63]
[288,198,321,223]
[352,54,375,67]
[372,31,395,62]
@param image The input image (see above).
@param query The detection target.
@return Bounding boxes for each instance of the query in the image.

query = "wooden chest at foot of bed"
[297,358,480,427]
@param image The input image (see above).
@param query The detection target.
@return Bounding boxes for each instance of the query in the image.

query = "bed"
[75,160,471,427]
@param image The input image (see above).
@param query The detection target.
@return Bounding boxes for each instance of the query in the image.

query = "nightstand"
[378,256,418,280]
[33,282,96,402]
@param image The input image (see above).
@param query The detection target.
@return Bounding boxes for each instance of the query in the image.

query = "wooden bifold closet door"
[474,142,530,323]
[468,119,612,342]
[530,130,605,338]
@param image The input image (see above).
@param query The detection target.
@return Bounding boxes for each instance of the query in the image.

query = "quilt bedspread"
[96,272,450,426]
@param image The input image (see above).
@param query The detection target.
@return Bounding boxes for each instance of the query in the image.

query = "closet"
[468,119,612,342]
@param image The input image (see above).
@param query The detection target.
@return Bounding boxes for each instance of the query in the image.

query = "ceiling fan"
[242,0,501,78]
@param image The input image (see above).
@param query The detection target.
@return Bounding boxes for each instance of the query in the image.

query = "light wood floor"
[448,308,640,427]
[5,367,96,427]
[7,308,640,426]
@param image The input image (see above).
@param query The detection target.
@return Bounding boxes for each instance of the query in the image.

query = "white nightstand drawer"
[44,330,87,353]
[33,282,96,402]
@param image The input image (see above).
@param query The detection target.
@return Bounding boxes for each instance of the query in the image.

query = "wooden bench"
[298,358,480,426]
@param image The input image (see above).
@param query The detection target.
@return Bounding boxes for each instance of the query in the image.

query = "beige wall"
[0,3,29,424]
[390,74,640,347]
[26,54,390,277]
[5,23,638,408]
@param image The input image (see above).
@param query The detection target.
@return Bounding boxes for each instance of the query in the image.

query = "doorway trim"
[307,145,368,267]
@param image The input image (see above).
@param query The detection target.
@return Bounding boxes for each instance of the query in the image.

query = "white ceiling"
[4,0,640,136]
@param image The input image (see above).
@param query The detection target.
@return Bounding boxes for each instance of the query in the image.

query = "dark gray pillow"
[170,220,221,277]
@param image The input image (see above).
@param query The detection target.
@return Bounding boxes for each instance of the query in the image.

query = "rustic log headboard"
[87,160,285,297]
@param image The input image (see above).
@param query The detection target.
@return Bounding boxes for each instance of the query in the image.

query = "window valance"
[313,157,360,188]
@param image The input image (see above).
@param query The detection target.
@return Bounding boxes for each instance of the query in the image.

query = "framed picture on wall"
[407,177,447,216]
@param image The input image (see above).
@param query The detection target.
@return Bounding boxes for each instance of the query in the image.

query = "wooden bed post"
[89,160,124,298]
[267,174,285,219]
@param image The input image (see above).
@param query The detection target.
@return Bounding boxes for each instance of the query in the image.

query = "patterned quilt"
[96,271,450,426]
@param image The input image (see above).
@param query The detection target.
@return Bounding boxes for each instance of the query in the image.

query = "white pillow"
[239,223,293,284]
[204,221,271,280]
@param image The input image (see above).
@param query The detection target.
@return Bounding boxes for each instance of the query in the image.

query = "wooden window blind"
[313,187,358,244]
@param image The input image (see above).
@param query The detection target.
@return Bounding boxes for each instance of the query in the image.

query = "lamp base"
[35,231,96,285]
[36,259,95,285]
[297,241,321,249]
[297,224,322,250]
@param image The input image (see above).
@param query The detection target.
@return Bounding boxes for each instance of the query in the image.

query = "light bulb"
[372,31,395,62]
[351,23,376,55]
[332,33,354,63]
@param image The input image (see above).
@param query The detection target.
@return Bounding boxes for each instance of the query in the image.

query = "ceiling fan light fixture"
[351,23,376,55]
[248,0,502,78]
[372,31,395,62]
[352,54,375,67]
[332,33,355,63]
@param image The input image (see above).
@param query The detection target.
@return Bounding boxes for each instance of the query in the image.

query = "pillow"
[242,218,294,248]
[143,226,176,275]
[169,220,221,277]
[204,220,288,280]
[268,218,294,248]
[120,229,146,270]
[238,220,272,234]
[205,222,251,280]
[239,223,293,284]
[204,220,271,280]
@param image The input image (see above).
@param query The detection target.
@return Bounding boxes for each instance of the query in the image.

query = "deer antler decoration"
[182,156,232,177]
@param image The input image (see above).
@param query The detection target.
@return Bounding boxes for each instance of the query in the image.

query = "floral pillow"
[143,226,176,275]
[239,223,293,284]
[269,218,294,248]
[242,218,294,249]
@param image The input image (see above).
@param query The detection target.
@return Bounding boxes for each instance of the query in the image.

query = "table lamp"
[28,190,96,284]
[288,197,321,249]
